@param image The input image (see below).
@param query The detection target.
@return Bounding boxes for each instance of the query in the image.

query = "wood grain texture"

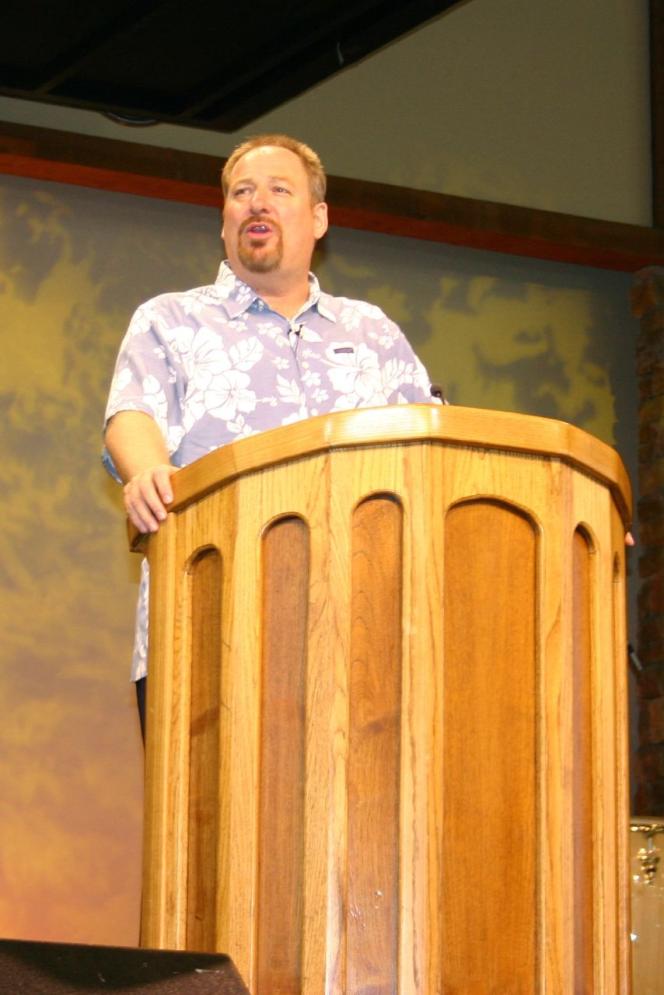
[187,547,223,952]
[572,529,594,992]
[137,407,632,994]
[129,405,632,553]
[347,495,403,994]
[442,500,537,993]
[257,517,310,995]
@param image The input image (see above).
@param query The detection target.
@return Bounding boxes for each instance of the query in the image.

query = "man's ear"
[313,202,329,240]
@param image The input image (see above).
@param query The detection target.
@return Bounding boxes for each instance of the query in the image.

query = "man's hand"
[124,464,177,533]
[105,411,177,533]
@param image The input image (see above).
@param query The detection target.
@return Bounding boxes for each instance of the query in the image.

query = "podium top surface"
[129,404,632,550]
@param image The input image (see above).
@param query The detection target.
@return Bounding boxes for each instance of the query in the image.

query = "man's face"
[222,146,328,283]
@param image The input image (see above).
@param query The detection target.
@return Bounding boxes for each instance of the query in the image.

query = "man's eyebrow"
[231,174,293,187]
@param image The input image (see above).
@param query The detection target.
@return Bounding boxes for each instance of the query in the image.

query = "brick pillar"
[632,266,664,814]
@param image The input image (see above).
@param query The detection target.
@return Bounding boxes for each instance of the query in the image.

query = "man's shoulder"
[318,291,395,326]
[135,283,220,316]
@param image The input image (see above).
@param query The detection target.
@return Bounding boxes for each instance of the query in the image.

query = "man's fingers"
[124,465,176,533]
[152,465,176,505]
[126,499,160,534]
[124,480,163,533]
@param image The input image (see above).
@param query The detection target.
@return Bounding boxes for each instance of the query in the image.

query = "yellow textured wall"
[0,173,637,945]
[0,176,221,944]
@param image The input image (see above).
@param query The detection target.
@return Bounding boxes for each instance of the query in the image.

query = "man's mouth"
[242,220,274,238]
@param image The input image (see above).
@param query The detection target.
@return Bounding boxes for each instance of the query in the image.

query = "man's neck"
[259,288,310,320]
[232,263,312,320]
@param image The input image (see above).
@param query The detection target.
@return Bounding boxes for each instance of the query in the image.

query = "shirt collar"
[213,260,336,322]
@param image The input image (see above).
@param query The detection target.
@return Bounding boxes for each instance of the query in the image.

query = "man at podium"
[103,133,439,725]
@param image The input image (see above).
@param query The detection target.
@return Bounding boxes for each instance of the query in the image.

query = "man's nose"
[249,187,270,212]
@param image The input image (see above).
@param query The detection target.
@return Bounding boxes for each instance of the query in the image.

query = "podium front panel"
[138,407,631,995]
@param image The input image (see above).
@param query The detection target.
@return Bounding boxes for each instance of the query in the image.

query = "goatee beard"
[238,245,282,272]
[238,224,283,273]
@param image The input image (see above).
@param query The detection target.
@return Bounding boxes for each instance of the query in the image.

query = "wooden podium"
[135,404,632,995]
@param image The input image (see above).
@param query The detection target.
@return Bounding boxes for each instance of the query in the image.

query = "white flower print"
[298,326,323,343]
[227,414,255,437]
[330,392,356,412]
[106,367,134,415]
[366,323,398,350]
[256,321,288,345]
[337,300,383,331]
[229,337,264,371]
[166,324,196,358]
[114,367,133,392]
[216,268,253,308]
[182,288,220,318]
[126,307,154,338]
[183,328,263,426]
[376,329,398,349]
[142,375,169,425]
[326,342,386,405]
[204,370,256,422]
[302,369,321,387]
[281,411,307,427]
[167,425,185,454]
[325,345,418,408]
[380,357,414,395]
[276,375,305,407]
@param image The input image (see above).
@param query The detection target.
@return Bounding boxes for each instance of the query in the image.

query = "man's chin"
[238,246,282,274]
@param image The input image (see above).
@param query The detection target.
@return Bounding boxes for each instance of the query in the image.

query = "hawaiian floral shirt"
[104,261,438,680]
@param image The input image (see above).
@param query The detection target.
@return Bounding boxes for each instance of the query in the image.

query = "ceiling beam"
[0,120,662,272]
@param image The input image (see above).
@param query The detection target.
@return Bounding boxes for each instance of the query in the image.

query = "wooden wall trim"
[1,119,662,272]
[652,0,664,228]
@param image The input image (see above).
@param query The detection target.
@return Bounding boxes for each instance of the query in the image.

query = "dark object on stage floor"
[0,938,249,994]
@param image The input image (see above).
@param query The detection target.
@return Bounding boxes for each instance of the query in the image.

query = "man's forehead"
[228,145,307,183]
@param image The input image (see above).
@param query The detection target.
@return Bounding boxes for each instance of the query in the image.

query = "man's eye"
[233,186,250,197]
[273,185,290,194]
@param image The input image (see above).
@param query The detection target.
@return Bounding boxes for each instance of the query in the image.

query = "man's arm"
[105,411,177,534]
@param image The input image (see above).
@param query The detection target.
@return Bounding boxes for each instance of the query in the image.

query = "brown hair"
[221,134,327,204]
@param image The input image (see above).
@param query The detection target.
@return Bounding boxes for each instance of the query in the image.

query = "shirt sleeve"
[102,300,188,480]
[380,318,443,406]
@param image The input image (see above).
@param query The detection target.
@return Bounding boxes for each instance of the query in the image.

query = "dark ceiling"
[1,0,463,132]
